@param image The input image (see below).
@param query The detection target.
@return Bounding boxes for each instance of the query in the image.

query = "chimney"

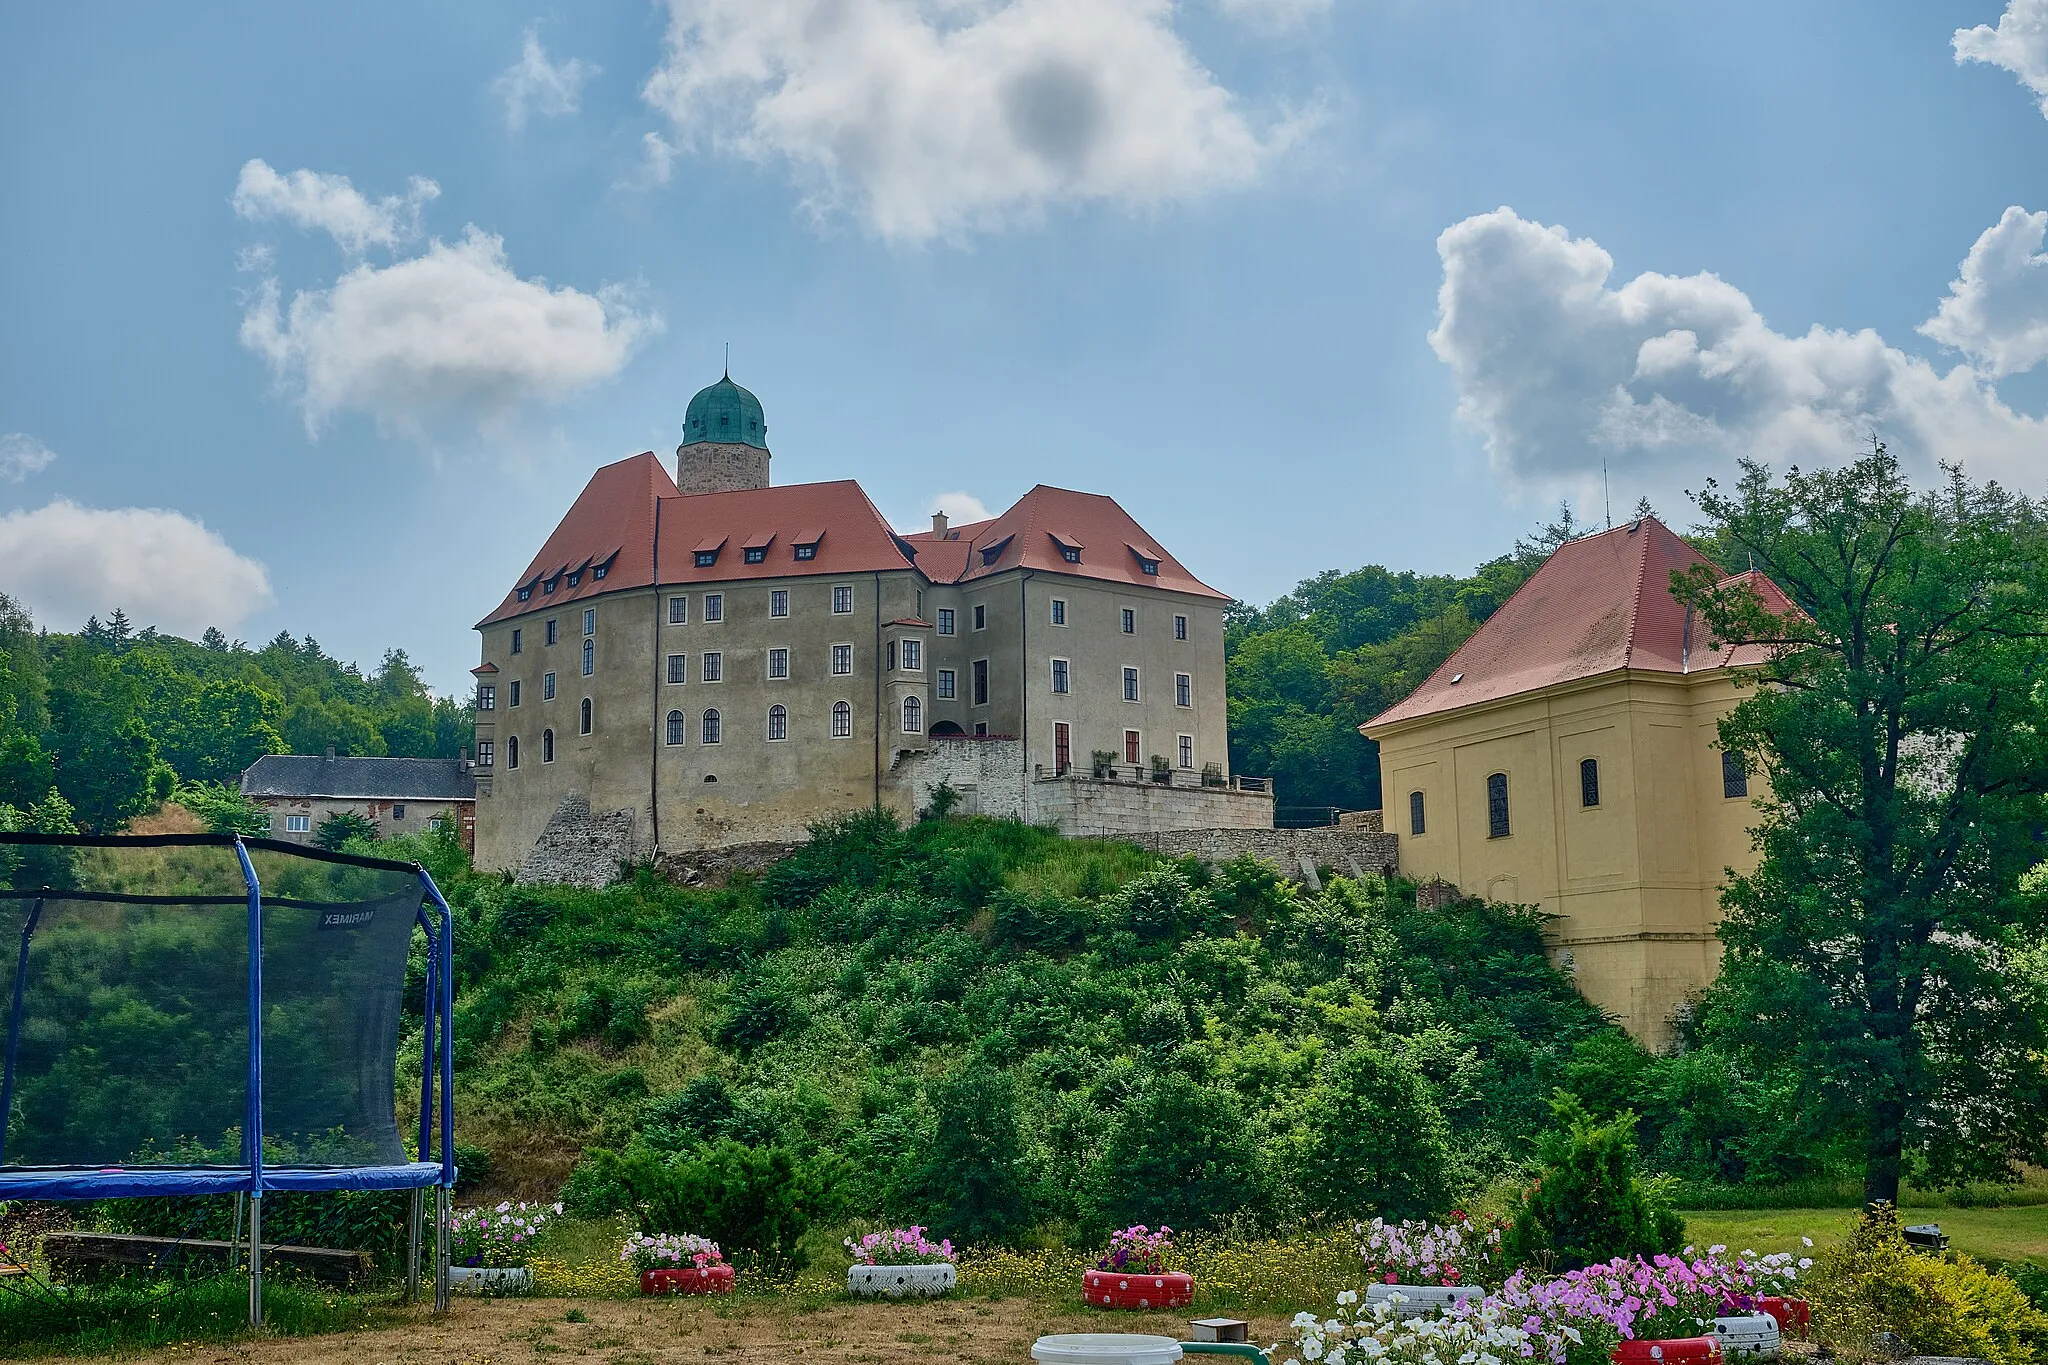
[460,747,473,772]
[324,745,336,761]
[931,510,949,538]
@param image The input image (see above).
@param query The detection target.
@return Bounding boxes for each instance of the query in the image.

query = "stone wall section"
[892,738,1029,818]
[1026,774,1273,838]
[1136,828,1400,882]
[517,792,643,887]
[675,442,770,494]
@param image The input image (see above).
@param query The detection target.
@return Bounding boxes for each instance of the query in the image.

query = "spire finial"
[723,342,729,379]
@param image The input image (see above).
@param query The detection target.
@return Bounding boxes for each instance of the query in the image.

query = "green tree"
[44,646,163,830]
[1090,1075,1263,1234]
[174,779,269,836]
[898,1061,1034,1247]
[314,811,378,849]
[1679,447,2048,1202]
[1298,1042,1455,1220]
[1502,1094,1683,1272]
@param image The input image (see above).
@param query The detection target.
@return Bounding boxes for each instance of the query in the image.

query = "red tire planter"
[641,1265,735,1296]
[1756,1298,1808,1339]
[1082,1270,1193,1310]
[1611,1338,1721,1365]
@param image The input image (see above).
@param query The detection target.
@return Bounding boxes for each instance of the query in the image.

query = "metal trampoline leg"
[248,1192,264,1329]
[406,1188,422,1303]
[433,1185,449,1313]
[232,1193,246,1273]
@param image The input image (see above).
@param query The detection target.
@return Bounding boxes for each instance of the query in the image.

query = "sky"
[2,1,2046,694]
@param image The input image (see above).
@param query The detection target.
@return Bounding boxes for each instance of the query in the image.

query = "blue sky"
[2,1,2045,692]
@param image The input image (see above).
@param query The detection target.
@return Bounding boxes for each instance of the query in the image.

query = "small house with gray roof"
[241,751,476,852]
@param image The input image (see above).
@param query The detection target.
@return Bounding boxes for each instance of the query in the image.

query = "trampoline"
[0,833,456,1320]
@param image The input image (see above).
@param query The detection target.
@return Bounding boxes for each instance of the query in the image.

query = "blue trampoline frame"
[0,833,457,1316]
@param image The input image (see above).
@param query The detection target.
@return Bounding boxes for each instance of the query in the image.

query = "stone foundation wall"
[517,792,643,887]
[891,739,1029,819]
[1135,827,1400,883]
[1027,774,1274,837]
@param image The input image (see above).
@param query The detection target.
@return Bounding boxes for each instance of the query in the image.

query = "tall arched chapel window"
[767,704,788,741]
[506,735,519,769]
[666,710,685,746]
[1580,758,1600,807]
[542,729,555,763]
[1408,790,1425,836]
[1486,772,1510,838]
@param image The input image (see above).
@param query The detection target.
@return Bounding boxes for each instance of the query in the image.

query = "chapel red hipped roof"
[1364,518,1795,731]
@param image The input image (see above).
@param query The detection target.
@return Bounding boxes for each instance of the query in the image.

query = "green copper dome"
[681,375,768,450]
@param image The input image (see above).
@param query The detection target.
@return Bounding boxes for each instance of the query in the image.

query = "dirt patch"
[127,804,208,835]
[43,1294,1294,1365]
[655,842,799,889]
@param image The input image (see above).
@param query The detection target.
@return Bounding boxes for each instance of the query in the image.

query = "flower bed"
[1083,1225,1193,1310]
[1360,1212,1508,1289]
[846,1227,957,1298]
[622,1232,733,1296]
[445,1200,560,1291]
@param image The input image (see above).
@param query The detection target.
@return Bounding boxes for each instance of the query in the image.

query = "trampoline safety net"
[0,835,444,1181]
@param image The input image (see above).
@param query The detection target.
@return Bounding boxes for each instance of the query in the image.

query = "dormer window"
[567,570,582,588]
[542,577,557,594]
[744,547,767,564]
[695,550,718,567]
[1127,543,1162,576]
[794,544,816,561]
[517,586,533,602]
[792,529,823,562]
[1049,531,1084,564]
[1063,547,1082,563]
[1140,559,1159,575]
[592,564,606,580]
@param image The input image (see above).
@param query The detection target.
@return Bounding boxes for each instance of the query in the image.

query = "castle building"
[470,375,1271,878]
[1361,517,1793,1045]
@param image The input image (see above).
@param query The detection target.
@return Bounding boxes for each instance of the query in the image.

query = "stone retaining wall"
[517,792,642,887]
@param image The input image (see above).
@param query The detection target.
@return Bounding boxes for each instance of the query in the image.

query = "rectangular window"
[833,585,854,614]
[770,589,789,618]
[1722,749,1749,799]
[546,619,558,646]
[509,680,521,707]
[902,638,921,671]
[887,640,897,670]
[583,608,595,636]
[1581,757,1601,807]
[477,684,495,710]
[1051,598,1066,626]
[702,651,723,682]
[1487,772,1511,839]
[1053,721,1071,774]
[510,628,522,655]
[1124,730,1141,765]
[768,648,789,679]
[1123,667,1140,702]
[972,659,989,706]
[669,595,687,624]
[1178,735,1193,769]
[937,608,954,635]
[832,644,853,675]
[1175,614,1188,641]
[1409,790,1425,836]
[936,668,955,699]
[1050,659,1069,694]
[392,803,406,820]
[668,654,687,684]
[1175,673,1192,708]
[477,741,493,768]
[542,672,556,701]
[286,814,311,833]
[973,603,986,630]
[974,722,988,736]
[704,593,723,623]
[1122,608,1135,634]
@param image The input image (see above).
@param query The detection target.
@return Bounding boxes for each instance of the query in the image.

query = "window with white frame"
[768,648,789,680]
[668,654,687,684]
[937,608,954,635]
[902,638,921,671]
[1178,734,1194,768]
[669,595,687,624]
[704,593,723,622]
[832,700,852,738]
[973,659,989,705]
[666,710,685,746]
[832,585,853,614]
[583,608,595,636]
[579,698,592,735]
[770,589,789,618]
[511,628,522,654]
[903,696,922,733]
[509,680,520,707]
[546,618,558,646]
[477,684,495,710]
[1121,608,1135,634]
[702,709,721,744]
[973,603,986,630]
[1176,673,1192,707]
[1175,614,1188,641]
[936,668,955,699]
[543,729,556,762]
[1050,658,1069,694]
[1050,598,1066,626]
[831,643,852,675]
[767,704,788,741]
[542,672,556,701]
[1123,667,1140,701]
[702,651,723,682]
[477,740,494,767]
[582,638,594,676]
[286,814,311,833]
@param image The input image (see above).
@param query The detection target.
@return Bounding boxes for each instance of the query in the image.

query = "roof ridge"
[1619,522,1654,670]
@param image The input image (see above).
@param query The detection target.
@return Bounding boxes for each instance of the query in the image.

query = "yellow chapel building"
[1362,518,1794,1046]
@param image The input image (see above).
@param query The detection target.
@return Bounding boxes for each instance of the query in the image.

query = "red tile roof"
[901,485,1227,599]
[477,453,676,628]
[1365,518,1794,730]
[657,480,913,586]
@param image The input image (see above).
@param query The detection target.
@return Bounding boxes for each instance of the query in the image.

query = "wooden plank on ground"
[42,1231,372,1285]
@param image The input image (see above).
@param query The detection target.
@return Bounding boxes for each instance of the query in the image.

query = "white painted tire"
[448,1265,533,1293]
[1714,1312,1782,1359]
[1365,1284,1484,1318]
[847,1262,958,1297]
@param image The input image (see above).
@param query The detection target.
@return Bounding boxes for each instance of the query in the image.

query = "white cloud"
[1920,206,2048,378]
[232,159,440,254]
[910,491,993,531]
[1427,207,2048,496]
[241,226,658,435]
[493,27,600,131]
[1955,0,2048,118]
[636,131,680,187]
[0,434,55,483]
[641,0,1303,241]
[0,500,273,636]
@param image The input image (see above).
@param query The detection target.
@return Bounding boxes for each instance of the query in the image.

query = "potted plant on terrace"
[623,1231,734,1296]
[1092,750,1119,780]
[446,1200,559,1292]
[1083,1225,1192,1310]
[845,1226,957,1297]
[1149,756,1172,785]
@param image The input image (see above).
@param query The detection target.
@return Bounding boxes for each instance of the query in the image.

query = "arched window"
[1486,772,1509,838]
[580,697,593,735]
[702,709,721,745]
[506,735,519,769]
[1722,749,1749,799]
[767,704,788,741]
[666,710,685,746]
[542,729,555,763]
[831,700,852,738]
[582,638,594,676]
[1408,790,1425,836]
[1580,757,1600,807]
[902,695,922,733]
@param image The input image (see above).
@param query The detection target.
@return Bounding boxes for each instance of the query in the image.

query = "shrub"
[1090,1075,1264,1234]
[603,1139,843,1275]
[897,1062,1035,1247]
[313,811,377,850]
[713,972,806,1051]
[1298,1043,1455,1221]
[1501,1094,1682,1272]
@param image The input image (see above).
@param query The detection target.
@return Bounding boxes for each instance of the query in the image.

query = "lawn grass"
[0,1274,398,1358]
[1684,1206,2048,1269]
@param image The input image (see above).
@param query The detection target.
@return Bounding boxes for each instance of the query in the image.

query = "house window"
[1054,722,1071,774]
[936,668,955,699]
[670,596,688,624]
[392,803,407,820]
[1123,667,1140,702]
[668,654,687,684]
[517,587,532,603]
[903,696,922,733]
[768,704,788,741]
[477,740,493,767]
[1139,558,1160,576]
[546,619,558,646]
[695,549,718,568]
[887,640,897,670]
[1409,791,1425,836]
[768,648,789,679]
[902,638,922,671]
[507,736,519,769]
[794,543,817,561]
[477,684,495,710]
[511,628,522,654]
[833,585,853,614]
[973,604,986,630]
[579,698,592,735]
[937,608,954,635]
[704,594,723,622]
[286,814,311,833]
[832,700,852,738]
[1121,608,1135,634]
[744,546,767,565]
[1052,545,1076,564]
[509,680,521,707]
[582,638,594,676]
[1175,673,1192,707]
[1723,749,1749,799]
[832,644,852,675]
[1178,735,1193,769]
[1051,658,1069,694]
[702,709,721,744]
[1175,614,1188,641]
[702,651,723,682]
[1124,730,1141,765]
[543,578,556,594]
[1487,772,1510,838]
[542,672,556,701]
[592,564,606,580]
[543,729,556,763]
[770,589,789,618]
[583,608,595,636]
[1051,599,1066,626]
[666,710,685,746]
[972,659,989,706]
[1581,758,1601,808]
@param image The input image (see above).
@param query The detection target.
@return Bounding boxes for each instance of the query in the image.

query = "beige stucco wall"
[1368,669,1762,1046]
[252,795,473,850]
